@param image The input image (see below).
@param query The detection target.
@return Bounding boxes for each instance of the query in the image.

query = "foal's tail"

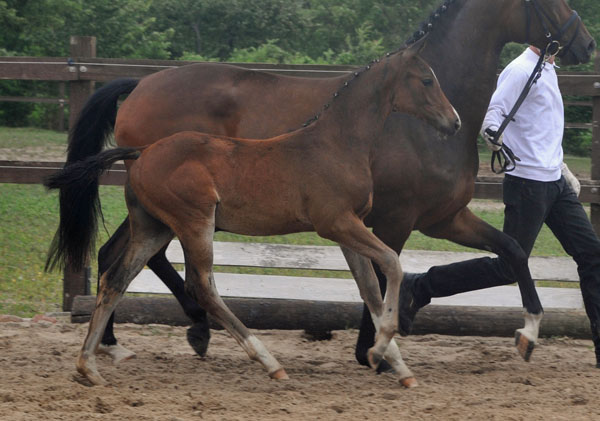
[44,148,141,272]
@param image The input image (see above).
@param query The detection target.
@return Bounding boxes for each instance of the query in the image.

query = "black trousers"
[412,174,600,364]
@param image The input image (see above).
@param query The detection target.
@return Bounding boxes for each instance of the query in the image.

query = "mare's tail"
[67,78,138,162]
[44,148,141,272]
[44,78,139,272]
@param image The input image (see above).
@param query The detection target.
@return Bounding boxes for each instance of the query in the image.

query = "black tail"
[44,78,138,272]
[44,148,141,272]
[66,78,139,163]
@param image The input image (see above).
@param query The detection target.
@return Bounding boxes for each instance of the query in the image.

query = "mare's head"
[507,0,595,65]
[392,41,461,136]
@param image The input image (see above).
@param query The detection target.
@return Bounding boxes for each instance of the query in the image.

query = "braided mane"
[405,0,458,46]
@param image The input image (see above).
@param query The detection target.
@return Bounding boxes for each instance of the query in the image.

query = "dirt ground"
[1,317,599,421]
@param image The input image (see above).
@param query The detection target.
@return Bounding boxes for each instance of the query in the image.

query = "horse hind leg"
[97,216,210,360]
[77,200,174,385]
[95,218,137,364]
[177,218,287,380]
[420,207,543,361]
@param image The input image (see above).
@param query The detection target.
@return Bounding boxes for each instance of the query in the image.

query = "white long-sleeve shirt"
[483,48,564,181]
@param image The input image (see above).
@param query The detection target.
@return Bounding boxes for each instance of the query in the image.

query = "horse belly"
[214,200,312,237]
[215,212,312,236]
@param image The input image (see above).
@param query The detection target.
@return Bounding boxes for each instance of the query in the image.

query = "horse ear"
[407,34,429,56]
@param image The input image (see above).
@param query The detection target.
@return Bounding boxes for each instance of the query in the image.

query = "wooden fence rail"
[1,36,600,311]
[3,161,600,204]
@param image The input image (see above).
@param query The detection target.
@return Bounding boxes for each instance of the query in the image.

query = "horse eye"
[422,78,433,87]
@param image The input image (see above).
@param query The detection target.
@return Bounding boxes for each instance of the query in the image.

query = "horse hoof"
[400,376,418,388]
[77,354,108,386]
[186,323,211,357]
[269,368,289,380]
[87,372,108,386]
[367,348,383,370]
[515,331,535,362]
[76,364,108,386]
[97,343,136,365]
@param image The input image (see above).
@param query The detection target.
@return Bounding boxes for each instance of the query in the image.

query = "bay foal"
[46,44,459,386]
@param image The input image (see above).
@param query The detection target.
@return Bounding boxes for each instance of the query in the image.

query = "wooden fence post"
[591,52,600,235]
[58,82,65,132]
[63,36,96,311]
[68,36,96,129]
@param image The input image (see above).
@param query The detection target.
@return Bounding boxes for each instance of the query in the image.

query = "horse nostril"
[454,119,461,132]
[588,39,597,54]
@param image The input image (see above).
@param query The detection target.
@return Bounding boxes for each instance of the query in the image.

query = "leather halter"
[490,0,582,174]
[525,0,581,59]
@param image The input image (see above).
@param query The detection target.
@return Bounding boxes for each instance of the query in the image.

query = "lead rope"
[489,44,558,174]
[490,0,581,174]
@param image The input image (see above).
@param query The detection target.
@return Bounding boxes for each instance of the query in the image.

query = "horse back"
[115,62,342,148]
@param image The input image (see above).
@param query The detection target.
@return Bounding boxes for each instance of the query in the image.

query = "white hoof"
[97,343,136,365]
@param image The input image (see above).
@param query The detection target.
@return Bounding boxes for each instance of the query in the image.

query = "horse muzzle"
[438,110,461,136]
[560,36,596,66]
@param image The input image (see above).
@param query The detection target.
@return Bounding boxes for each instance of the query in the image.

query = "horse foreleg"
[420,207,543,361]
[318,214,405,376]
[341,246,416,387]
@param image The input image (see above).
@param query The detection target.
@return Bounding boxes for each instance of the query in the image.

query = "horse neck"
[420,0,517,134]
[312,58,400,148]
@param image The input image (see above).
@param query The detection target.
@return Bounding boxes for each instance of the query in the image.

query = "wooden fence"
[1,36,600,311]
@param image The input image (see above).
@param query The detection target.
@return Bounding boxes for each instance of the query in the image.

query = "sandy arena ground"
[1,317,599,420]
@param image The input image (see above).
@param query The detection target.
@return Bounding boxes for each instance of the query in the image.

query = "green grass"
[0,184,127,316]
[0,126,68,149]
[0,127,589,317]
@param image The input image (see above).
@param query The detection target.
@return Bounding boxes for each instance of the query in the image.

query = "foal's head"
[392,41,461,136]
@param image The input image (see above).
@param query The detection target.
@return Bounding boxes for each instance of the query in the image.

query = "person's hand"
[561,162,581,197]
[481,126,503,152]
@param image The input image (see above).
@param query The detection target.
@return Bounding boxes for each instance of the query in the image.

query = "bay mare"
[53,0,596,374]
[46,46,460,385]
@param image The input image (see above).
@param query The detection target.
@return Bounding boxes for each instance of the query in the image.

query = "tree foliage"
[0,0,454,61]
[2,0,598,63]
